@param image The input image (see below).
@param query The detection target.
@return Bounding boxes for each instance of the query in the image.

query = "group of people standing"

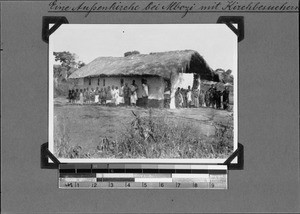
[175,84,230,110]
[67,79,149,107]
[67,79,230,110]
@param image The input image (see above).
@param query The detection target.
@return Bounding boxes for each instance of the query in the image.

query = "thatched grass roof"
[69,50,214,80]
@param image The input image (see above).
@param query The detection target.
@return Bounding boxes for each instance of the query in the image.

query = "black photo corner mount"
[42,16,69,43]
[41,142,60,169]
[222,143,244,170]
[217,16,244,42]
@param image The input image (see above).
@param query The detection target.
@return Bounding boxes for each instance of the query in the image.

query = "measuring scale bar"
[59,173,227,189]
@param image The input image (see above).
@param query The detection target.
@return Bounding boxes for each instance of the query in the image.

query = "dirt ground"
[53,97,233,157]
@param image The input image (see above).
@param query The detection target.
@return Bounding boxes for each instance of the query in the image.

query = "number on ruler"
[109,182,114,187]
[126,182,131,187]
[210,182,215,188]
[193,183,198,188]
[74,182,79,187]
[160,183,164,187]
[142,182,147,187]
[92,183,97,187]
[176,182,181,188]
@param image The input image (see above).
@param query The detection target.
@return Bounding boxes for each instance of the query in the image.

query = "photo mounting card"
[48,24,238,164]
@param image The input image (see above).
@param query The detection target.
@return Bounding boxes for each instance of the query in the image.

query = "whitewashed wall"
[78,78,84,86]
[169,73,201,109]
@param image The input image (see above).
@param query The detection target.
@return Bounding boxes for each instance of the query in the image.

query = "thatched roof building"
[68,50,217,108]
[69,50,214,80]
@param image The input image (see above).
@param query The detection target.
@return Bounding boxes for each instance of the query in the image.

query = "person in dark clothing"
[181,88,187,108]
[68,90,72,103]
[102,87,107,105]
[206,85,214,108]
[211,86,218,108]
[215,90,222,109]
[71,89,75,103]
[222,86,230,110]
[123,83,130,106]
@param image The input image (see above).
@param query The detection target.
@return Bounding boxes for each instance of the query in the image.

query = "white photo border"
[48,24,238,164]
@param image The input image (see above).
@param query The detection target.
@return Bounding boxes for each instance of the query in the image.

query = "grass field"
[53,97,234,159]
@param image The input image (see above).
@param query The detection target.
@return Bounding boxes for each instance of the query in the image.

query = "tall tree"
[53,51,84,79]
[54,51,77,69]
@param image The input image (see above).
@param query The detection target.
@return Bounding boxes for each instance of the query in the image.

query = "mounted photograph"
[48,24,238,163]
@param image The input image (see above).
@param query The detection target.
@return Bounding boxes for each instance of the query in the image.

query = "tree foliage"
[124,50,140,57]
[78,61,86,68]
[54,51,77,69]
[53,51,85,79]
[214,68,233,84]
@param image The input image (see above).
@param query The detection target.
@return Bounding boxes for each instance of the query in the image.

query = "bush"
[95,109,233,159]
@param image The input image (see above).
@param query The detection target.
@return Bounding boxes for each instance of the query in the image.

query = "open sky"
[50,24,237,76]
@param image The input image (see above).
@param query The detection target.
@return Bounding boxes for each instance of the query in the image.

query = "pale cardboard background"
[1,1,299,213]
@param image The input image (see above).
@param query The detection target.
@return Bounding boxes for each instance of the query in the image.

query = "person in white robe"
[130,80,138,106]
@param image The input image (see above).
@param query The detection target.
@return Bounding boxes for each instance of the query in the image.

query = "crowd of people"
[175,84,230,110]
[67,79,149,107]
[67,79,230,110]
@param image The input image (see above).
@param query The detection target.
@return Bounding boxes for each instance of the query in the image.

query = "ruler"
[58,164,227,189]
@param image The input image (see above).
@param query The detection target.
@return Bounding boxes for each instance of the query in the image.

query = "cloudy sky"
[50,24,237,76]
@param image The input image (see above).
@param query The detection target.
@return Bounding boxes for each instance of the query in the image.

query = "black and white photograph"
[2,0,299,212]
[49,24,238,163]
